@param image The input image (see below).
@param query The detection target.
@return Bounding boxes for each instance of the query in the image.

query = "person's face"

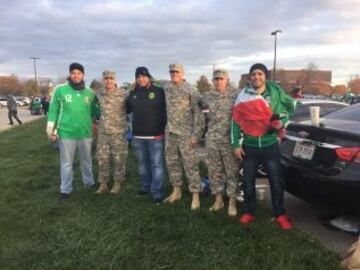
[250,69,266,89]
[70,69,84,83]
[136,75,150,87]
[170,70,183,83]
[213,77,228,92]
[103,77,116,91]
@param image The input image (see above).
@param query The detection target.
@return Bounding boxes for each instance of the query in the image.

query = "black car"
[280,103,360,212]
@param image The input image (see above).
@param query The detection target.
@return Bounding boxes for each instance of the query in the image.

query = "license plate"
[293,142,315,160]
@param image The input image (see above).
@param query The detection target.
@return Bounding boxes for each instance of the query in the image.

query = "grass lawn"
[0,119,340,270]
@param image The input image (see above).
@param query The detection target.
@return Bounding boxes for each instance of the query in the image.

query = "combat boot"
[163,186,182,203]
[96,182,108,194]
[228,197,237,217]
[191,192,200,210]
[209,193,224,212]
[110,181,121,195]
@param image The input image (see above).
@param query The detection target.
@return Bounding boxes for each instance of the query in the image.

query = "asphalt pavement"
[0,107,44,132]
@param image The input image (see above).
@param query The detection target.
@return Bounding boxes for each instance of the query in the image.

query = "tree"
[348,75,360,94]
[333,85,347,95]
[196,75,212,93]
[303,62,318,89]
[0,75,24,96]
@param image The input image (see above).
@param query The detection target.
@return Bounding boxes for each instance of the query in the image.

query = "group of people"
[46,61,295,230]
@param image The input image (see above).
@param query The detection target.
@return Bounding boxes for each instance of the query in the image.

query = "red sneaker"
[276,215,292,230]
[239,214,256,224]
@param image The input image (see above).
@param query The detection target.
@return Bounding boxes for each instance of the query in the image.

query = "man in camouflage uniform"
[202,69,241,216]
[96,70,128,195]
[163,63,205,210]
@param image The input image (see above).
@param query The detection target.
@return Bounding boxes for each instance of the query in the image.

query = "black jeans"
[8,110,22,125]
[242,143,285,217]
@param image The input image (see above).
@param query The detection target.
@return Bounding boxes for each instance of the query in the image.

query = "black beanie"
[135,67,152,78]
[249,63,269,79]
[69,62,84,73]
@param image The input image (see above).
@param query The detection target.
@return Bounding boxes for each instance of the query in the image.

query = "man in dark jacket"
[126,67,167,204]
[7,95,22,125]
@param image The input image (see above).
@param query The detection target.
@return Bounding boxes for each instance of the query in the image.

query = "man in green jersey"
[47,63,96,199]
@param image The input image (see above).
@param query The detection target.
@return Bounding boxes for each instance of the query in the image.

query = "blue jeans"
[132,138,165,199]
[58,138,94,194]
[242,143,285,217]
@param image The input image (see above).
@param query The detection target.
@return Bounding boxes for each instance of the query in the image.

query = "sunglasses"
[170,70,180,74]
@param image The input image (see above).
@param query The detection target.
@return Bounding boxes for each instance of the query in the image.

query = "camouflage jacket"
[202,87,239,145]
[97,87,127,135]
[163,81,205,140]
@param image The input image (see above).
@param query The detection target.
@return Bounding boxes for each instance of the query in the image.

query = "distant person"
[95,70,128,195]
[232,63,295,230]
[7,95,22,125]
[41,95,50,115]
[90,79,102,138]
[47,62,96,200]
[291,85,303,99]
[344,91,354,104]
[126,67,167,204]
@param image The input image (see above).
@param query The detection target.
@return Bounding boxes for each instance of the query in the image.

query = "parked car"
[16,96,31,105]
[255,100,349,177]
[0,98,7,107]
[280,103,360,212]
[290,99,348,123]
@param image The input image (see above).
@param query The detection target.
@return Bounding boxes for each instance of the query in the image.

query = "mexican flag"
[232,86,272,137]
[232,82,295,137]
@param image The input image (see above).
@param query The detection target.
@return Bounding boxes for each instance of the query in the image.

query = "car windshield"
[323,103,360,121]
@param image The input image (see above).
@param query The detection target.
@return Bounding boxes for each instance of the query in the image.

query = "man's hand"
[46,124,54,139]
[234,147,245,160]
[270,119,283,130]
[49,134,58,143]
[189,138,198,147]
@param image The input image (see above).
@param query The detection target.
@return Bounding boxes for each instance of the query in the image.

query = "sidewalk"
[0,107,45,132]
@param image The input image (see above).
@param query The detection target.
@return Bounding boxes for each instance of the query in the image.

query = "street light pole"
[271,30,282,82]
[30,57,39,96]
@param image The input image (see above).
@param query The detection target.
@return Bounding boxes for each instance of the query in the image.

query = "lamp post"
[30,57,39,96]
[271,30,282,82]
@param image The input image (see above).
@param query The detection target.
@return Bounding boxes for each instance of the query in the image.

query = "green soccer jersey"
[47,83,96,139]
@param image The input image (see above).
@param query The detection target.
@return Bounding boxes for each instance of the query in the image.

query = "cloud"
[0,0,359,85]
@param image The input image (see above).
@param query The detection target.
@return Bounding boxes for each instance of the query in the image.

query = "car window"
[319,103,347,116]
[324,104,360,121]
[290,104,310,122]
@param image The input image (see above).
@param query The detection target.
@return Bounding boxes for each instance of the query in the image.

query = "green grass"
[0,119,340,270]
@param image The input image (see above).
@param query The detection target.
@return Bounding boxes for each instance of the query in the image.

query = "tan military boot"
[209,193,224,212]
[191,192,200,210]
[110,181,121,195]
[96,182,108,194]
[228,197,237,217]
[163,186,182,203]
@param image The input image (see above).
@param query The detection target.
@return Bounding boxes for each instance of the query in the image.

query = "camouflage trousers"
[97,133,128,183]
[206,142,241,198]
[165,133,201,193]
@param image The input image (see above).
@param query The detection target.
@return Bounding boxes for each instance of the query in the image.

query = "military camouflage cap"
[169,63,184,73]
[213,69,228,79]
[102,70,116,79]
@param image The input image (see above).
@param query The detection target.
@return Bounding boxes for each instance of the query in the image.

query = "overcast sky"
[0,0,359,85]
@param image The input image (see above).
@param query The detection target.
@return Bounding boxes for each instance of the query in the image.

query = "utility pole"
[30,57,40,96]
[271,30,282,82]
